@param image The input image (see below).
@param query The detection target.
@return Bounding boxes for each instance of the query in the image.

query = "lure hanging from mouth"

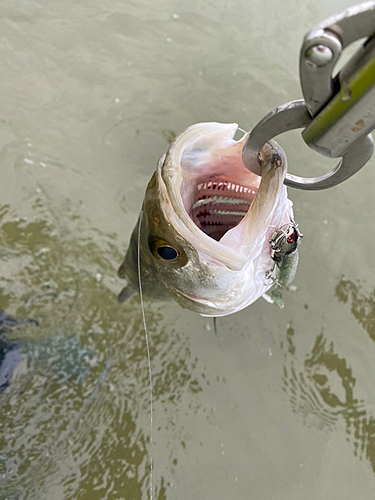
[118,122,302,317]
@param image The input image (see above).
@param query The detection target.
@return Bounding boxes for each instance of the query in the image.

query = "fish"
[118,122,301,317]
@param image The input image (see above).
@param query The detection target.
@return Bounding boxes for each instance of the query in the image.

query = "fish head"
[119,123,293,316]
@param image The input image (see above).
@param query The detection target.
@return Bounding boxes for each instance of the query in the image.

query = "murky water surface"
[1,0,375,498]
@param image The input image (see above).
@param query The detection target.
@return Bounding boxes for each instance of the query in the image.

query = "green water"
[1,0,375,498]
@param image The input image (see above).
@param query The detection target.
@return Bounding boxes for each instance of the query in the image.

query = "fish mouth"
[161,122,284,270]
[191,177,258,242]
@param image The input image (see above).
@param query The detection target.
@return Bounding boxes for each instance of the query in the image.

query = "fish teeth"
[195,181,257,200]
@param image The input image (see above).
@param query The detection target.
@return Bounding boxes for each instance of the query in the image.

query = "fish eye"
[157,245,178,260]
[150,239,180,261]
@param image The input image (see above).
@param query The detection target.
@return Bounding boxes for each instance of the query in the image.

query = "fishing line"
[213,317,218,335]
[137,209,154,500]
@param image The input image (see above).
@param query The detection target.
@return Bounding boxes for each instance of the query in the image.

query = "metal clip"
[242,1,375,190]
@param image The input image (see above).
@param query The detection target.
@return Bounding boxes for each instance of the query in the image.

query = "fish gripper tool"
[242,1,375,191]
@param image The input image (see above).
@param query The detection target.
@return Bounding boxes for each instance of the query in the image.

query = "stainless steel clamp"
[242,1,375,190]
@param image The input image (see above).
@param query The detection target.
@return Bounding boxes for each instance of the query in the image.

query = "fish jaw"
[220,141,288,255]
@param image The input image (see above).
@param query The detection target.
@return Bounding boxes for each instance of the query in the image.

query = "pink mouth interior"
[190,175,258,241]
[178,130,261,242]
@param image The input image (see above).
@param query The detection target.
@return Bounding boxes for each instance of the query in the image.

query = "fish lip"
[167,283,234,313]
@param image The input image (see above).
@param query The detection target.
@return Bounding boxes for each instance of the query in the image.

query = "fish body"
[118,122,299,317]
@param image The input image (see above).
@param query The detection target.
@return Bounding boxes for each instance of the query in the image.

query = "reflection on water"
[0,206,201,500]
[282,321,375,474]
[336,277,375,342]
[0,312,22,395]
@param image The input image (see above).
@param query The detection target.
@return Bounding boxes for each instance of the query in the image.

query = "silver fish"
[118,122,300,316]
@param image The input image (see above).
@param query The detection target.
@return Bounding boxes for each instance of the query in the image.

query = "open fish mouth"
[191,177,258,241]
[161,122,285,270]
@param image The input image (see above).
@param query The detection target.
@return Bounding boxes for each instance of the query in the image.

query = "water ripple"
[282,322,375,474]
[0,211,200,499]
